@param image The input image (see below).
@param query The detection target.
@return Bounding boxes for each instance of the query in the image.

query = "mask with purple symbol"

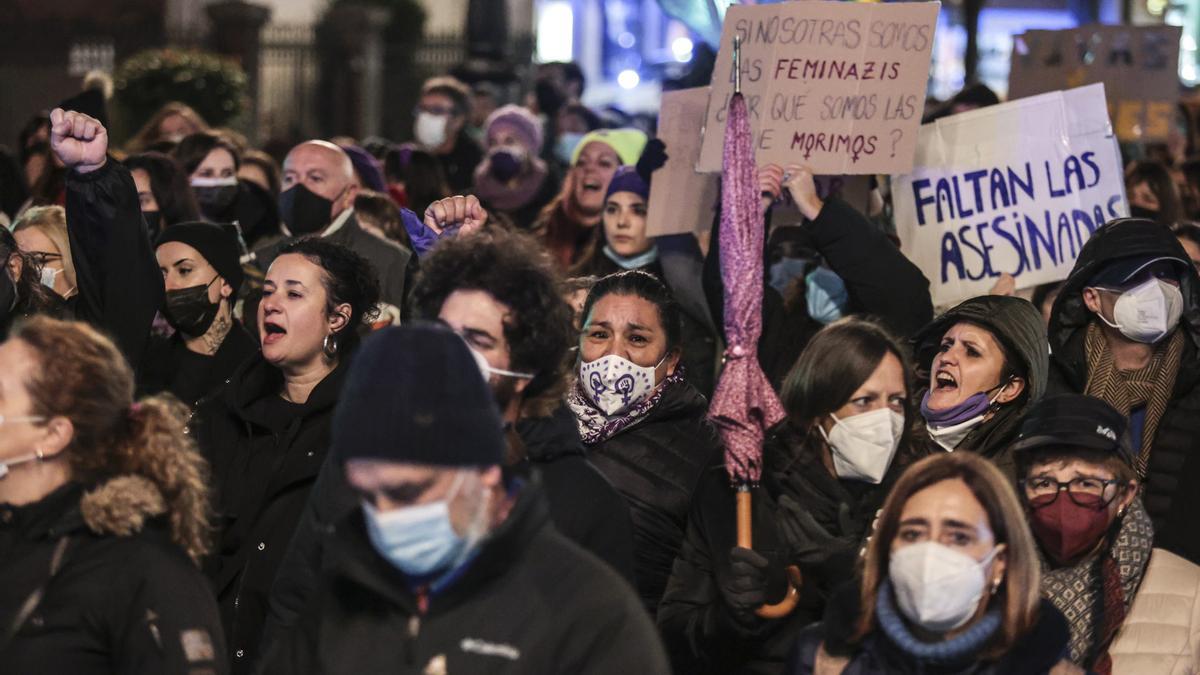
[579,353,665,416]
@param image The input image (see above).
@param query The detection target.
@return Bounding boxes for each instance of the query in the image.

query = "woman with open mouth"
[912,296,1049,477]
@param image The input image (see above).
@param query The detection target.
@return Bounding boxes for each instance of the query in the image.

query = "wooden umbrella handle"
[736,488,802,619]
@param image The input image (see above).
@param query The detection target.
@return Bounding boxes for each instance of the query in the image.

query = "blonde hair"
[13,317,212,562]
[856,452,1041,658]
[12,205,76,293]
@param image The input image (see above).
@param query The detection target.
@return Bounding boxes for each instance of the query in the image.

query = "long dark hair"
[1125,159,1183,225]
[581,270,682,351]
[0,227,58,333]
[124,152,201,226]
[173,131,241,176]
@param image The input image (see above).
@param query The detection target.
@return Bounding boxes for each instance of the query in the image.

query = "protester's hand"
[758,164,784,213]
[783,165,823,221]
[49,108,107,174]
[989,273,1017,297]
[424,195,488,237]
[636,138,668,184]
[721,547,770,627]
[777,495,854,568]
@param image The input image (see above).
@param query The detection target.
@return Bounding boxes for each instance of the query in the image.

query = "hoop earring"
[323,333,339,359]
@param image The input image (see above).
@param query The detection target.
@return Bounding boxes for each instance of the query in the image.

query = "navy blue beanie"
[333,321,505,466]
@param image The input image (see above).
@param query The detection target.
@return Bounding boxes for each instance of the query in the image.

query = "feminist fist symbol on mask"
[589,371,606,401]
[614,374,636,404]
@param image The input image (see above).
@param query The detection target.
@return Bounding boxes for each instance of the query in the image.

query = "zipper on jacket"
[405,615,420,666]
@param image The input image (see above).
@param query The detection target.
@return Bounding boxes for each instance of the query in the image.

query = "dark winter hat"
[333,322,505,467]
[604,166,648,201]
[1009,394,1135,468]
[155,221,244,295]
[485,104,544,153]
[339,144,387,192]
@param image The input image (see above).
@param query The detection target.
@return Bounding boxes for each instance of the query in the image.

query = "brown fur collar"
[79,475,166,537]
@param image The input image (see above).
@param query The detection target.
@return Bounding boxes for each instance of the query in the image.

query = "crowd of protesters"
[0,62,1199,675]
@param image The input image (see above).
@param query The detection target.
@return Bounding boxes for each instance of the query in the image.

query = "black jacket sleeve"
[804,197,933,338]
[66,159,162,376]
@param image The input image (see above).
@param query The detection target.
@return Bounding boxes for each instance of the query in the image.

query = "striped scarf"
[1084,323,1184,477]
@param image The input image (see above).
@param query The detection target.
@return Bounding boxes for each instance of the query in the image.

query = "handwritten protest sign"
[894,84,1127,308]
[647,87,720,237]
[1008,25,1181,142]
[697,1,939,175]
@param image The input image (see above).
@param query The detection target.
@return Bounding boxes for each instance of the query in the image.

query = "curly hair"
[280,238,381,355]
[411,228,574,407]
[13,316,212,562]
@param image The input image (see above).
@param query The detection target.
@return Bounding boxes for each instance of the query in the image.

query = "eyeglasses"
[26,251,62,266]
[1019,476,1122,507]
[414,105,456,117]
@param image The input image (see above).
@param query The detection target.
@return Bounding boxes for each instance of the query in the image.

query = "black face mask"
[279,184,335,236]
[194,184,239,218]
[1129,204,1160,221]
[142,210,162,241]
[164,276,220,337]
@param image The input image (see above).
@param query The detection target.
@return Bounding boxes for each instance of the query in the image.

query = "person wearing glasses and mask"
[789,452,1078,674]
[413,76,483,193]
[658,318,919,674]
[1047,218,1200,566]
[1011,393,1200,673]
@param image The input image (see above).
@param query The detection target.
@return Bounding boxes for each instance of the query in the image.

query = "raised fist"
[49,108,107,173]
[783,165,823,221]
[424,195,489,237]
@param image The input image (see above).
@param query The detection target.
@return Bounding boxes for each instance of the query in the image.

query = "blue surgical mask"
[555,132,585,165]
[805,267,848,325]
[363,472,474,577]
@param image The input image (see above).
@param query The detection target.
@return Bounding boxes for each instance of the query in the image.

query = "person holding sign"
[658,318,920,674]
[1046,217,1200,567]
[912,296,1049,476]
[574,165,720,396]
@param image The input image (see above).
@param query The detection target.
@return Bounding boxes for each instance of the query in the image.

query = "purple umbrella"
[706,35,798,619]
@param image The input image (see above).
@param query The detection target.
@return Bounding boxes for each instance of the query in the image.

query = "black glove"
[720,547,770,627]
[635,138,668,184]
[777,495,855,568]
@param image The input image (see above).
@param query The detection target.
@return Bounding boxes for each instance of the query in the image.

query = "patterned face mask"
[578,353,666,416]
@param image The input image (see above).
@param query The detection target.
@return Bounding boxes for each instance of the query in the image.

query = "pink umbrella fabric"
[707,91,786,485]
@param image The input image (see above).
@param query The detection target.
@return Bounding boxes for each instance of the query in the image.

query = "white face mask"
[415,112,450,149]
[579,353,664,416]
[889,541,999,633]
[1096,277,1184,344]
[39,265,62,291]
[469,346,535,382]
[818,408,905,484]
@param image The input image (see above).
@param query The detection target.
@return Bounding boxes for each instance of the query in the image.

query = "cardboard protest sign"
[1008,25,1181,142]
[647,87,720,237]
[698,1,939,175]
[893,84,1127,308]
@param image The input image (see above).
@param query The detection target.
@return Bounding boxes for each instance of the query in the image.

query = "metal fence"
[259,24,319,142]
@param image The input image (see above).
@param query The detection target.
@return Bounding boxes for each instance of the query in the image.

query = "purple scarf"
[567,369,686,445]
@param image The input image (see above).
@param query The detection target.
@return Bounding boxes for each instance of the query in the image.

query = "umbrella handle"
[736,489,802,619]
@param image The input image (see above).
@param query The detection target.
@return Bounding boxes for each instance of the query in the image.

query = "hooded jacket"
[0,478,227,674]
[1046,218,1200,564]
[914,296,1050,477]
[261,481,670,675]
[191,354,346,674]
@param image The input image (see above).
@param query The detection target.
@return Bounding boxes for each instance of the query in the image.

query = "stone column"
[206,0,272,139]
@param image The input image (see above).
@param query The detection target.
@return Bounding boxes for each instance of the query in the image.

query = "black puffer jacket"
[584,377,723,616]
[658,420,911,675]
[0,479,226,674]
[788,582,1072,675]
[138,322,258,407]
[1046,218,1200,565]
[191,355,345,673]
[261,482,670,675]
[912,295,1049,477]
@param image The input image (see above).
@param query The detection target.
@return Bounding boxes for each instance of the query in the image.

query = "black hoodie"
[913,295,1050,477]
[1046,217,1200,565]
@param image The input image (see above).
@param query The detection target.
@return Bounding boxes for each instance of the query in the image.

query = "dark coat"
[1046,218,1200,565]
[438,130,485,193]
[191,355,345,673]
[0,480,227,674]
[261,482,670,675]
[514,405,637,582]
[138,322,258,407]
[705,197,934,390]
[584,377,723,616]
[788,582,1072,675]
[912,295,1050,477]
[658,420,909,675]
[64,159,162,376]
[251,212,411,316]
[260,405,640,657]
